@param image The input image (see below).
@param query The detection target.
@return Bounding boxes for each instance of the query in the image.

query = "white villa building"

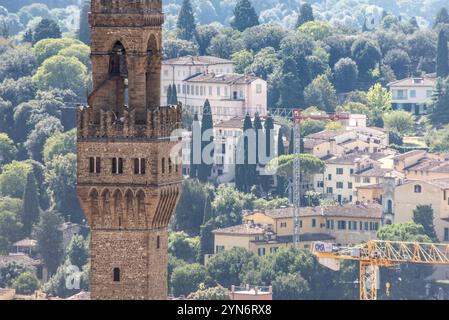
[388,76,436,115]
[161,56,268,123]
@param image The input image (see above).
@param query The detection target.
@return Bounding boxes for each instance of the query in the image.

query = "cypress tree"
[177,0,196,41]
[276,128,286,196]
[296,3,314,28]
[429,77,449,126]
[264,115,275,158]
[78,0,91,45]
[167,84,173,105]
[277,128,285,156]
[288,128,294,154]
[231,0,259,32]
[190,112,199,179]
[253,113,263,165]
[243,113,255,191]
[261,115,275,191]
[436,30,449,78]
[434,7,449,28]
[172,84,178,105]
[21,171,40,237]
[197,100,214,182]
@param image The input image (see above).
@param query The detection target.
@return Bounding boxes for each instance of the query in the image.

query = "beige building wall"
[214,233,261,253]
[395,181,449,243]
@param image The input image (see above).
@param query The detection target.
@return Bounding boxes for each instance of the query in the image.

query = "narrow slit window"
[89,157,95,173]
[134,158,140,174]
[112,158,117,174]
[118,158,124,174]
[96,157,101,173]
[140,158,146,174]
[113,268,120,282]
[162,158,165,174]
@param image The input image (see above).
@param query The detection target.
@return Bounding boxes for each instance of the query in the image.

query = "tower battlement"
[77,104,182,140]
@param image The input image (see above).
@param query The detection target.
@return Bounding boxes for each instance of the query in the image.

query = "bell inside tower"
[109,41,128,119]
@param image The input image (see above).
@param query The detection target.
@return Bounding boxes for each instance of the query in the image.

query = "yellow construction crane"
[311,240,449,300]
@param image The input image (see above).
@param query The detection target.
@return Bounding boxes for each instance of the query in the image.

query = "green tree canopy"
[67,234,89,268]
[33,210,63,275]
[304,75,338,112]
[413,205,438,242]
[11,271,40,295]
[32,55,88,98]
[168,231,200,263]
[383,110,415,136]
[332,58,358,93]
[366,83,392,127]
[428,76,449,126]
[188,283,230,300]
[0,133,17,166]
[21,171,40,237]
[171,263,207,297]
[42,129,76,164]
[436,29,449,78]
[266,154,325,179]
[177,0,196,41]
[173,178,209,236]
[206,247,259,289]
[296,3,314,28]
[45,153,82,222]
[32,18,61,44]
[231,0,259,32]
[0,210,22,254]
[0,161,32,198]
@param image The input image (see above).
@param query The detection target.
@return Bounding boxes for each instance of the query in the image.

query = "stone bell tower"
[76,0,182,300]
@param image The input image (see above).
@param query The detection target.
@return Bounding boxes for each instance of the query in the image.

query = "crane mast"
[269,109,349,247]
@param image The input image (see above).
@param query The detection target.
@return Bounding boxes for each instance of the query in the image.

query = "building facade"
[161,55,234,105]
[76,1,182,300]
[388,76,436,115]
[211,204,383,258]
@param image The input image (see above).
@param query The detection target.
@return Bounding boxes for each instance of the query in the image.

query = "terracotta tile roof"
[263,203,383,219]
[13,239,37,247]
[392,150,427,161]
[356,183,383,189]
[354,167,391,177]
[250,233,335,244]
[212,224,266,235]
[0,253,41,266]
[186,73,261,84]
[406,159,449,173]
[303,138,327,149]
[325,153,371,165]
[388,77,436,87]
[306,129,349,141]
[214,117,244,129]
[163,55,233,66]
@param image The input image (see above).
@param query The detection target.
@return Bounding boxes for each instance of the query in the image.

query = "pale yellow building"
[212,204,383,257]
